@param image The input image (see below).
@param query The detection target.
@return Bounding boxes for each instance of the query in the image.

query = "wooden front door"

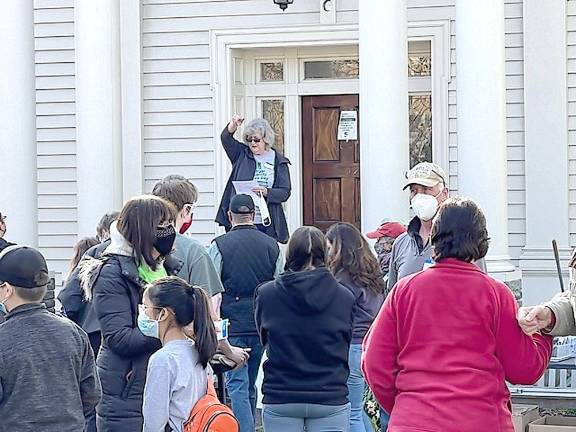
[302,95,360,231]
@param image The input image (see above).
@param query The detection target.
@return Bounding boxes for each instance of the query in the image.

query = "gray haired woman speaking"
[216,115,291,243]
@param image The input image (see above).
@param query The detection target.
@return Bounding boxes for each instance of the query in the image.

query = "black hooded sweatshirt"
[254,266,355,405]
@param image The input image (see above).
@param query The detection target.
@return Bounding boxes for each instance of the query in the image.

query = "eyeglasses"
[246,137,262,143]
[139,304,162,313]
[184,203,197,214]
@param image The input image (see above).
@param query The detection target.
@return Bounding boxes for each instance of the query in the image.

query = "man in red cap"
[366,220,406,293]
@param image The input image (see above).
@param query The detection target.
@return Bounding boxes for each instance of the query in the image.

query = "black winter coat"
[82,253,182,432]
[215,128,291,244]
[58,240,109,335]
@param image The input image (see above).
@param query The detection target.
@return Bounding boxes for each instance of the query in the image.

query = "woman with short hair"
[255,226,355,432]
[80,195,182,432]
[362,197,553,432]
[216,115,291,243]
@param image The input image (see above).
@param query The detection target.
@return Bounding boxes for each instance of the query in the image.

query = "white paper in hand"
[232,180,260,202]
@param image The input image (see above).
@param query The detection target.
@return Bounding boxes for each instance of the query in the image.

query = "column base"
[519,245,571,306]
[484,254,523,304]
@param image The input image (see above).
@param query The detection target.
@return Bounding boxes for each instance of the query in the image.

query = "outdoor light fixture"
[273,0,294,11]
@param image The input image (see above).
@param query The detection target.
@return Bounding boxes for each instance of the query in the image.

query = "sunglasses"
[246,137,262,143]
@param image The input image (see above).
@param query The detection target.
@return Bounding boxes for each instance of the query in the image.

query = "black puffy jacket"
[58,240,109,334]
[81,253,182,432]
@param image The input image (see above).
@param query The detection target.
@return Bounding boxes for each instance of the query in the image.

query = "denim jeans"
[381,409,389,431]
[263,403,351,432]
[225,335,264,432]
[347,344,373,432]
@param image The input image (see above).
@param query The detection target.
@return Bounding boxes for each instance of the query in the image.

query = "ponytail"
[146,276,218,368]
[190,286,218,368]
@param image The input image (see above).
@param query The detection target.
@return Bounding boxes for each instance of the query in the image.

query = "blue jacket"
[215,128,291,243]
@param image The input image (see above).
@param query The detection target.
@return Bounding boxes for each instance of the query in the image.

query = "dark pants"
[225,335,265,432]
[85,332,101,432]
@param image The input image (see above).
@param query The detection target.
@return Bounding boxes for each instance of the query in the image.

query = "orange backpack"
[183,378,239,432]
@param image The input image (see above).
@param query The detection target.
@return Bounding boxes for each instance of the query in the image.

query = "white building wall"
[504,0,527,262]
[26,0,552,282]
[568,0,576,248]
[33,0,77,284]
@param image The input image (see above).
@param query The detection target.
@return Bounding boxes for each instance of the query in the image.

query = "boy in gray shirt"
[0,245,101,432]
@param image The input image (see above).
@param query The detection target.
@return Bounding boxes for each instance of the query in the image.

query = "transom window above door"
[234,41,434,170]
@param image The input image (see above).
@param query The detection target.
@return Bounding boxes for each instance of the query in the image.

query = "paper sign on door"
[337,110,358,141]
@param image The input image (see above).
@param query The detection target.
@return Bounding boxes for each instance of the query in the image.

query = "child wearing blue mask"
[139,276,218,432]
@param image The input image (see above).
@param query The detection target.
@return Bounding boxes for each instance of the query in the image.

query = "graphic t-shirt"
[253,150,276,224]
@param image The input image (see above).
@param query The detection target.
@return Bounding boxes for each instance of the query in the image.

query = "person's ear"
[179,207,190,222]
[228,211,233,223]
[2,282,14,299]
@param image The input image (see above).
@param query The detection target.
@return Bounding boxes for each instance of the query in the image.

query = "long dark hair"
[326,222,385,295]
[285,226,327,272]
[146,276,218,368]
[69,236,99,275]
[117,195,177,269]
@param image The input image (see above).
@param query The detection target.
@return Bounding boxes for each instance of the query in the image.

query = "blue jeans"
[225,335,264,432]
[263,403,351,432]
[381,409,389,431]
[348,344,372,432]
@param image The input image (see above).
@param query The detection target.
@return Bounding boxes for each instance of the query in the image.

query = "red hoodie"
[362,259,552,432]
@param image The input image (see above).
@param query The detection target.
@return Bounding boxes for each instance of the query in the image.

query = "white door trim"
[211,21,450,233]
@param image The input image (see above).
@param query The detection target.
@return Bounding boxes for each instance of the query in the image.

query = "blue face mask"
[138,311,159,339]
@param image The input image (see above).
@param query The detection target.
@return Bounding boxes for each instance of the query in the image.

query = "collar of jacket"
[5,303,46,320]
[407,216,427,252]
[230,224,257,232]
[116,254,183,287]
[435,257,483,272]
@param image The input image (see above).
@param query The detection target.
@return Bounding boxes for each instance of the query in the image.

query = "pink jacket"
[362,258,552,432]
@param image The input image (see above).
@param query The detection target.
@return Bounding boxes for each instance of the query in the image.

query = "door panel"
[302,94,360,231]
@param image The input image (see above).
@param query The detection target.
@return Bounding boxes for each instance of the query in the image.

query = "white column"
[0,1,37,246]
[359,0,410,231]
[75,0,123,237]
[120,0,144,201]
[456,0,518,280]
[520,0,570,305]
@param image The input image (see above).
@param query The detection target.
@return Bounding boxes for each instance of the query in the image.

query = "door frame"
[211,21,450,234]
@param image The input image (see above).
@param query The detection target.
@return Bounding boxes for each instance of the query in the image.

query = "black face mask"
[154,225,176,257]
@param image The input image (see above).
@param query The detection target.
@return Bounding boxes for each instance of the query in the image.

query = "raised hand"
[228,115,245,134]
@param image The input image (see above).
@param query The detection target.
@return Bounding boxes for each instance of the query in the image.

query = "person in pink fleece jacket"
[362,197,552,432]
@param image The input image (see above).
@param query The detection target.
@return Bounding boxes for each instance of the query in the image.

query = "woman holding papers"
[216,115,291,243]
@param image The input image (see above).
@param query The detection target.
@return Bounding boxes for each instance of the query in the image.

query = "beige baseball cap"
[403,162,447,190]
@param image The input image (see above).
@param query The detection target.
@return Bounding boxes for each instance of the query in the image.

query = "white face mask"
[411,193,440,222]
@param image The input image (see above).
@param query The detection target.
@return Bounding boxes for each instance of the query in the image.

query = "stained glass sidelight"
[260,62,284,82]
[408,55,432,77]
[304,59,359,80]
[262,99,285,154]
[409,95,432,168]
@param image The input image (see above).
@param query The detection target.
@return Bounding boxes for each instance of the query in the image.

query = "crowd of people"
[0,116,574,432]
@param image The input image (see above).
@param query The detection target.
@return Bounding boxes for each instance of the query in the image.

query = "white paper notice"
[232,180,260,202]
[337,110,358,140]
